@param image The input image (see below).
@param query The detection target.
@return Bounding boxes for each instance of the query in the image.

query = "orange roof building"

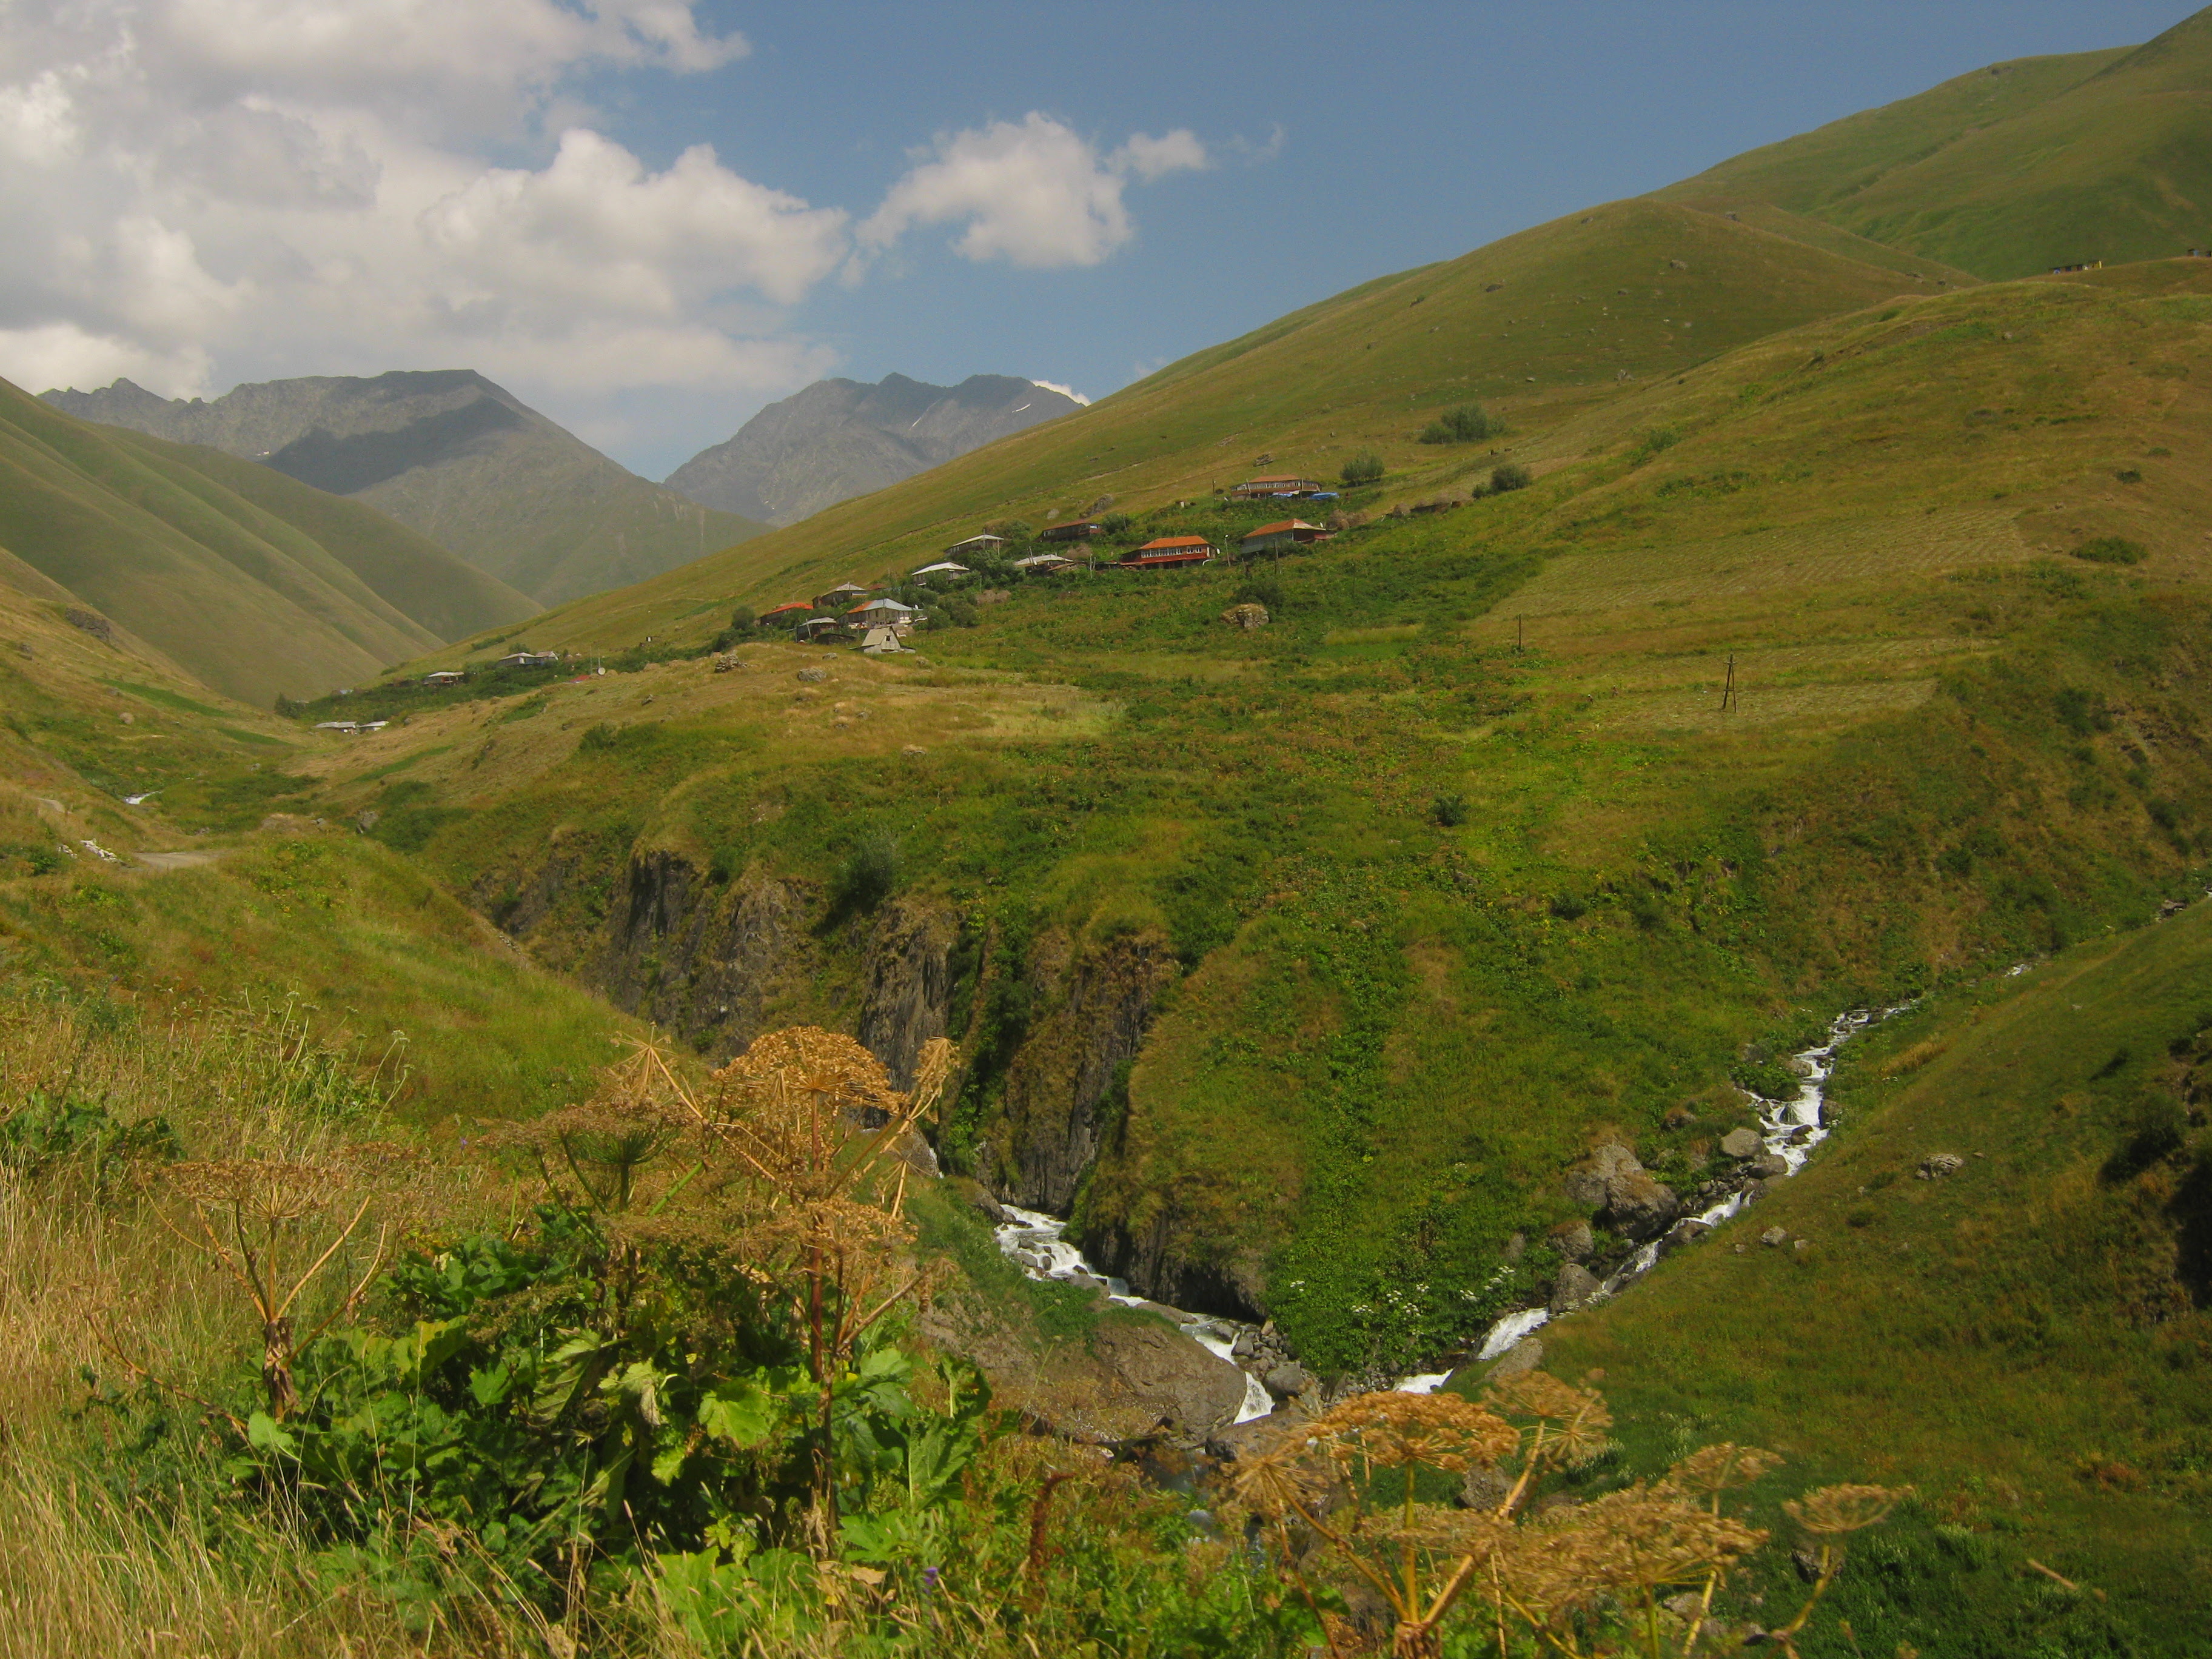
[1120,535,1216,569]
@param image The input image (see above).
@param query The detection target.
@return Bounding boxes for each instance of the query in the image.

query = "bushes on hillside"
[1489,461,1533,494]
[1340,451,1385,486]
[1418,403,1500,444]
[2074,535,2147,565]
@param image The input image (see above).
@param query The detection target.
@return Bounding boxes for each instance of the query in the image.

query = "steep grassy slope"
[0,377,537,705]
[1661,8,2212,277]
[419,199,1963,657]
[1537,904,2212,1654]
[0,583,635,1119]
[44,371,767,606]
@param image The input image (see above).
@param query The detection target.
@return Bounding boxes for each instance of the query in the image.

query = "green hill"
[0,376,537,706]
[1661,7,2212,276]
[1539,900,2212,1654]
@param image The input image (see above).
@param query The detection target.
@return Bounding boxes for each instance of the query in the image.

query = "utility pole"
[1516,614,1524,654]
[1720,654,1737,713]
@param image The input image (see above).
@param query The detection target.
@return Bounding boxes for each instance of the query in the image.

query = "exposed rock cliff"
[856,898,960,1089]
[986,927,1179,1215]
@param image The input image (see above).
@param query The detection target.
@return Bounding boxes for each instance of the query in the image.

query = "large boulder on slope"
[1563,1143,1680,1241]
[1549,1263,1603,1313]
[1088,1316,1248,1440]
[1719,1127,1765,1159]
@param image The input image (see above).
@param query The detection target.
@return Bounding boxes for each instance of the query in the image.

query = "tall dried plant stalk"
[1228,1373,1905,1659]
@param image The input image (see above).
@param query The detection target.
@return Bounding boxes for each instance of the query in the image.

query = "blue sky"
[0,1,2196,477]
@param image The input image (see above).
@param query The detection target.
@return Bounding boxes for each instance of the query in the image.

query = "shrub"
[1418,403,1498,444]
[1490,461,1534,493]
[729,605,756,632]
[837,832,901,912]
[1341,451,1385,486]
[2114,469,2143,484]
[2073,535,2146,565]
[1235,574,1286,612]
[1432,793,1468,827]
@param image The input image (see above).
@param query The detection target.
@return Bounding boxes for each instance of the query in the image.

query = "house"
[797,617,843,641]
[1012,553,1075,572]
[495,650,560,669]
[1120,536,1216,569]
[910,560,971,581]
[814,582,870,610]
[1232,474,1323,500]
[860,625,907,655]
[1039,520,1102,542]
[761,600,816,623]
[1239,519,1330,557]
[313,720,360,734]
[943,534,1008,558]
[422,670,465,686]
[849,598,919,635]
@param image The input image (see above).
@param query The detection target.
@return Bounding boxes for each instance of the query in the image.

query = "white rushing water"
[993,1205,1275,1424]
[993,1005,1899,1415]
[1467,1002,1905,1360]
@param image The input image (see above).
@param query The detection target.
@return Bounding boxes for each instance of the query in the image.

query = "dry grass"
[0,991,521,1658]
[1500,508,2034,621]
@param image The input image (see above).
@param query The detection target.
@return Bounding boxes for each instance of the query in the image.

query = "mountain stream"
[991,1005,1894,1418]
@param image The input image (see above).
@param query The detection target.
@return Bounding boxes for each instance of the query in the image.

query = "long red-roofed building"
[1120,536,1216,569]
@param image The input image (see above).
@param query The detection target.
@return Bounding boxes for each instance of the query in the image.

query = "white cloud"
[0,323,212,398]
[421,129,848,312]
[861,113,1207,269]
[152,0,746,124]
[1030,378,1090,406]
[0,72,81,164]
[1112,129,1208,183]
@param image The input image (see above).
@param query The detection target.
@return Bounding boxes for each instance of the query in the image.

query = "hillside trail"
[996,1002,1902,1413]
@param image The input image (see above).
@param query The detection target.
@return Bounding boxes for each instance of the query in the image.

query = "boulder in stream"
[1549,1219,1595,1261]
[1549,1263,1603,1313]
[1748,1152,1791,1181]
[1487,1337,1544,1379]
[1719,1127,1764,1159]
[1562,1144,1680,1241]
[1264,1361,1313,1399]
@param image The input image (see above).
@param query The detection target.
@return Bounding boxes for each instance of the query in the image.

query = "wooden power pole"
[1720,654,1737,713]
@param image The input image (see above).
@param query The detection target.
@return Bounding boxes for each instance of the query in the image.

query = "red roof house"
[1120,536,1217,569]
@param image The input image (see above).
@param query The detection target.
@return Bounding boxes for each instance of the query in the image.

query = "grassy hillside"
[0,581,635,1119]
[0,377,537,705]
[402,198,1964,658]
[1537,902,2212,1653]
[1662,8,2212,277]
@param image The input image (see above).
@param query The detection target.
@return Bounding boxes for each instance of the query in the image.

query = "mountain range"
[664,373,1086,527]
[0,375,534,705]
[40,370,766,607]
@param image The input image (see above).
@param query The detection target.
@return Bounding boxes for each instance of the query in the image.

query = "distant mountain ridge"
[665,374,1085,528]
[0,374,537,705]
[41,370,767,606]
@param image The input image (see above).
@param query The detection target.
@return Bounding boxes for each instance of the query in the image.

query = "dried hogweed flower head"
[1661,1443,1786,1504]
[1309,1390,1521,1476]
[1483,1370,1615,1467]
[1785,1484,1910,1535]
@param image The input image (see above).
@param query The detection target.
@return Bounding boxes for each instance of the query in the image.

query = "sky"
[0,1,2198,479]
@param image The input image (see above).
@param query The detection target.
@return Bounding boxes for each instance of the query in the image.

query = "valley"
[2,11,2211,1655]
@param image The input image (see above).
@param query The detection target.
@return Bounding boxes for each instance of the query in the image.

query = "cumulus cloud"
[152,0,746,124]
[861,113,1207,269]
[422,129,848,311]
[1030,378,1090,406]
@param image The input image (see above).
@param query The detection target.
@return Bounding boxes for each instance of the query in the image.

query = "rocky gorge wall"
[482,839,1201,1296]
